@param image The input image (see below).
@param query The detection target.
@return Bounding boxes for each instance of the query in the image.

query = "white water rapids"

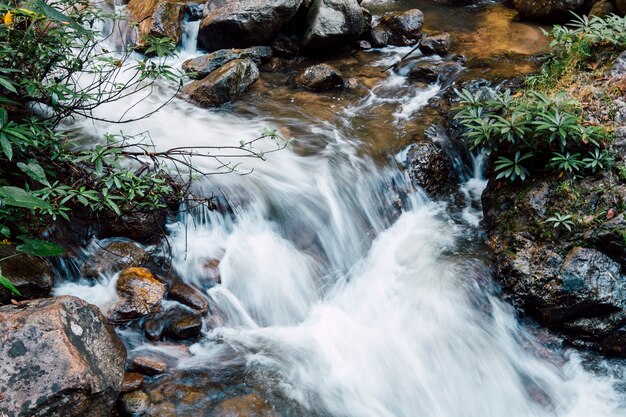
[54,5,626,417]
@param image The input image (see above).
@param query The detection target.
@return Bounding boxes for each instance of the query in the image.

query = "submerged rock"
[144,304,203,341]
[197,0,303,51]
[182,46,273,79]
[0,244,54,304]
[512,0,585,22]
[113,267,166,320]
[294,63,344,91]
[83,241,148,278]
[419,33,452,56]
[0,296,126,417]
[183,58,260,108]
[301,0,366,52]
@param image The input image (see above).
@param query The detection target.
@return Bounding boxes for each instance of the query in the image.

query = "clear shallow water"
[54,1,626,416]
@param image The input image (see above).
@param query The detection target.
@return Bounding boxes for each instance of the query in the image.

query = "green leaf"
[0,133,13,161]
[0,270,21,296]
[17,161,50,186]
[0,76,17,94]
[30,0,89,34]
[0,186,51,210]
[16,237,64,257]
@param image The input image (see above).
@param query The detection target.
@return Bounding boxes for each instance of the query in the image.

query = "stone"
[357,40,372,49]
[589,0,615,16]
[409,61,463,84]
[419,33,452,56]
[96,208,169,244]
[406,142,460,198]
[121,372,144,393]
[215,393,277,417]
[83,241,148,278]
[611,50,626,78]
[512,0,586,22]
[0,296,126,417]
[128,355,168,376]
[301,0,366,52]
[271,34,300,57]
[0,244,54,304]
[197,0,303,51]
[144,305,203,341]
[183,59,260,108]
[168,281,210,313]
[113,267,166,320]
[379,9,424,46]
[182,46,273,79]
[366,23,390,48]
[119,390,152,416]
[127,0,185,47]
[294,63,344,91]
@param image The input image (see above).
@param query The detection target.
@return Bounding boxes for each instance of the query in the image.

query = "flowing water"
[54,0,626,416]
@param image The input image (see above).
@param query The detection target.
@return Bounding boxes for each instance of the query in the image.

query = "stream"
[54,0,626,416]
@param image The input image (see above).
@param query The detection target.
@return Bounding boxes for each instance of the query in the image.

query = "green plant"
[546,212,575,232]
[494,151,533,181]
[548,151,585,173]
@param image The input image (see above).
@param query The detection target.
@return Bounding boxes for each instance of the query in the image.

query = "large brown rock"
[0,296,126,417]
[0,244,54,304]
[197,0,303,51]
[512,0,586,22]
[301,0,366,52]
[127,0,185,47]
[183,58,260,107]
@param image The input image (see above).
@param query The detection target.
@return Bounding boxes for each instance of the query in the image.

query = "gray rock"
[512,0,585,22]
[302,0,366,52]
[183,58,259,107]
[197,0,303,51]
[379,9,424,46]
[0,244,54,304]
[0,296,126,417]
[419,33,452,56]
[294,63,344,91]
[182,46,272,79]
[611,50,626,78]
[367,23,390,48]
[83,241,148,278]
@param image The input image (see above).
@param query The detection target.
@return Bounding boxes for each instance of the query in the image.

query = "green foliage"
[545,212,575,232]
[454,88,610,181]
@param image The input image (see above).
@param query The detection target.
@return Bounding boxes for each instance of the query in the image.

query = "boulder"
[183,58,260,108]
[112,267,166,320]
[379,9,424,46]
[197,0,303,51]
[83,241,148,278]
[127,0,185,47]
[0,244,54,304]
[182,46,273,79]
[301,0,366,52]
[406,142,460,198]
[512,0,586,22]
[419,33,452,56]
[168,281,210,313]
[143,304,203,341]
[294,63,344,91]
[0,296,126,417]
[409,61,463,84]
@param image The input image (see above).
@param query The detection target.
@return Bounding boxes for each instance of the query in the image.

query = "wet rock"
[128,355,168,376]
[379,9,424,46]
[366,24,390,47]
[215,393,277,417]
[589,0,615,16]
[419,33,452,56]
[197,0,303,51]
[144,305,203,341]
[409,61,463,84]
[119,390,152,416]
[127,0,185,47]
[168,281,210,313]
[121,372,144,393]
[406,141,460,198]
[512,0,585,22]
[182,46,273,79]
[294,63,344,91]
[113,267,166,320]
[83,241,148,278]
[0,244,54,304]
[0,296,126,417]
[96,209,169,244]
[271,34,300,57]
[183,58,260,108]
[357,40,372,49]
[302,0,366,52]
